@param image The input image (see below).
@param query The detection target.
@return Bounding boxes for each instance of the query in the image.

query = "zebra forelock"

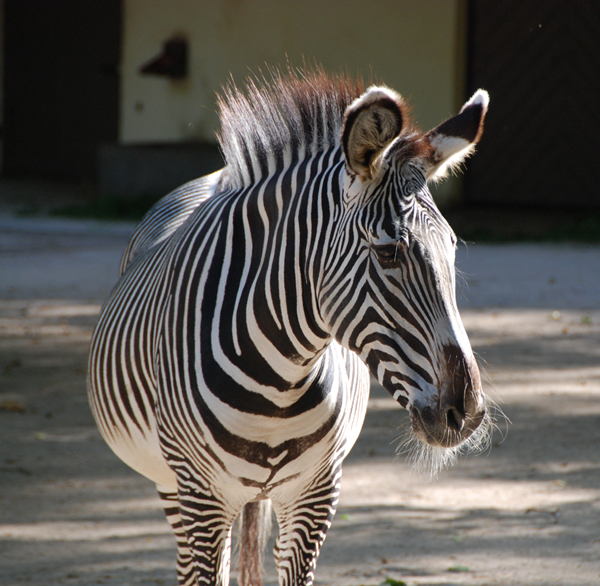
[217,68,365,189]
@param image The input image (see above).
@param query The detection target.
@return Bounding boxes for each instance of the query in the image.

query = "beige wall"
[121,0,467,199]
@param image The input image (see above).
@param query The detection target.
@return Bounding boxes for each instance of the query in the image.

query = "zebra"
[88,68,490,586]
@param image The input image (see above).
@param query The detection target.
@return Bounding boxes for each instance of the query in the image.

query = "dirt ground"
[0,216,599,586]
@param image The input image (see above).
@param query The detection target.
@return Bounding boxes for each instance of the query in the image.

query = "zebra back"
[119,170,222,275]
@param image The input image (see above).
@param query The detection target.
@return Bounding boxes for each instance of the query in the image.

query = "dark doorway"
[465,0,600,209]
[3,0,121,182]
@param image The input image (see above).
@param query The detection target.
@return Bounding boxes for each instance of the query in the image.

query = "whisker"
[394,393,508,478]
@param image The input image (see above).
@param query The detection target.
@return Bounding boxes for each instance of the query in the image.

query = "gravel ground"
[0,215,599,586]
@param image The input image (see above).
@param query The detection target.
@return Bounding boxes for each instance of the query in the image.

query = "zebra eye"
[372,242,406,265]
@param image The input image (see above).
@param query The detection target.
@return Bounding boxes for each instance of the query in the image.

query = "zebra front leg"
[157,487,196,586]
[271,471,341,586]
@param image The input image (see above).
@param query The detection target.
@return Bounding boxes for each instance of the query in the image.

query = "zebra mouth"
[409,405,485,448]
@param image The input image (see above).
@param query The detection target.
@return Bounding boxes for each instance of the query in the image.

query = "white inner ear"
[427,134,476,181]
[342,86,404,182]
[430,135,471,161]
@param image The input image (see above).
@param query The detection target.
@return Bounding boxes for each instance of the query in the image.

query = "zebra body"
[89,70,489,586]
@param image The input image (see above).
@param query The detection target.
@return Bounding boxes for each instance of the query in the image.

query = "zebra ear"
[342,87,406,181]
[424,89,489,181]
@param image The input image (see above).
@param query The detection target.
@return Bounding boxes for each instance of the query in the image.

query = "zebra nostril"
[446,406,465,433]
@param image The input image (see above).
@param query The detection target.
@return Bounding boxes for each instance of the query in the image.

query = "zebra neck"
[190,153,344,391]
[196,255,332,394]
[234,285,332,391]
[230,160,342,389]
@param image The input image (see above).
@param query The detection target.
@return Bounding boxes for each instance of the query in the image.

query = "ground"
[0,214,599,586]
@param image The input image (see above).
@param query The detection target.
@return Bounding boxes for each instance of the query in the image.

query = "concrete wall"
[120,0,467,201]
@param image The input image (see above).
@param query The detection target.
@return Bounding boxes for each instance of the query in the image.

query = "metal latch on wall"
[140,36,187,79]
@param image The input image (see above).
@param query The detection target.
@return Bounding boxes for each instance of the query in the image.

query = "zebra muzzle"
[409,351,486,449]
[410,398,485,448]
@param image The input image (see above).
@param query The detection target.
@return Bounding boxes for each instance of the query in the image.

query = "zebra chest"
[165,358,360,488]
[193,369,343,449]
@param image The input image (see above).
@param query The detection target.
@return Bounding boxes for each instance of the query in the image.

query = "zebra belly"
[88,261,179,491]
[101,416,178,491]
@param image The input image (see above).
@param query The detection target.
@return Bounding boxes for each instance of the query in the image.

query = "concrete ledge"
[98,142,224,199]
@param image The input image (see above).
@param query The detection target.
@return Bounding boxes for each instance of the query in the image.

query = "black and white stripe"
[88,69,489,586]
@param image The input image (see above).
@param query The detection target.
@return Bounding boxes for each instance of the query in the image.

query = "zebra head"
[321,87,489,458]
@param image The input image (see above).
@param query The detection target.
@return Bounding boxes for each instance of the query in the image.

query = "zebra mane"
[217,68,366,189]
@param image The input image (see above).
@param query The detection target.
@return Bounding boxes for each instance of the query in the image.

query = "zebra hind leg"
[157,487,196,586]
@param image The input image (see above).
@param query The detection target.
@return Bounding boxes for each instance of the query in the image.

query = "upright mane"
[217,68,365,189]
